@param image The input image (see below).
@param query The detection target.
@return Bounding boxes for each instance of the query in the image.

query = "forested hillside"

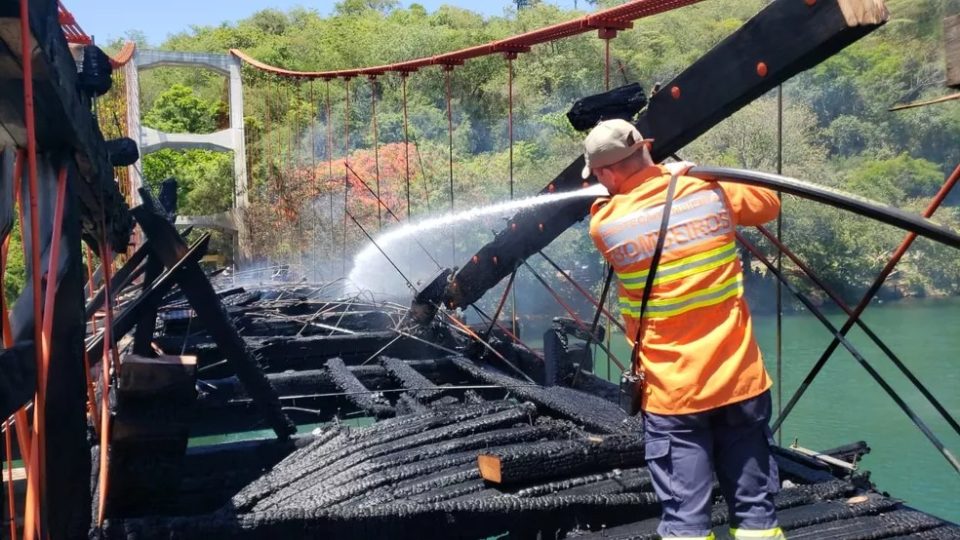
[111,0,960,305]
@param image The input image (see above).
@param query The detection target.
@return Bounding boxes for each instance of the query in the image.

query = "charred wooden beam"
[132,188,295,440]
[250,332,451,371]
[325,357,394,418]
[131,257,164,356]
[231,400,520,512]
[106,354,197,518]
[438,0,889,309]
[477,434,644,485]
[0,343,35,418]
[86,235,209,363]
[381,356,443,401]
[0,1,131,250]
[450,356,637,434]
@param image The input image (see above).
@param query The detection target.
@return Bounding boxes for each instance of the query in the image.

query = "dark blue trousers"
[643,391,781,538]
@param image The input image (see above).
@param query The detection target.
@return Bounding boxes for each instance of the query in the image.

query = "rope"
[520,259,625,371]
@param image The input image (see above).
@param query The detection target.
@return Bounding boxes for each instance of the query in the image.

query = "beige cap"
[581,119,652,179]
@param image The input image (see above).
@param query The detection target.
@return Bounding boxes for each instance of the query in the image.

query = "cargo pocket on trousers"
[644,437,675,502]
[762,425,781,494]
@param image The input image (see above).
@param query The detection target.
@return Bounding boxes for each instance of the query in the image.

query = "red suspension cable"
[401,73,411,219]
[369,75,382,230]
[310,80,317,191]
[230,0,706,79]
[342,77,352,277]
[506,54,516,200]
[444,66,456,263]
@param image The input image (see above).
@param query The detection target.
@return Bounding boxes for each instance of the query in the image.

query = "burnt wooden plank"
[442,0,888,308]
[132,188,295,440]
[107,354,197,518]
[0,343,35,418]
[132,257,164,356]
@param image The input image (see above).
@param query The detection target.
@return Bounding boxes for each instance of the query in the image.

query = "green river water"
[594,297,960,523]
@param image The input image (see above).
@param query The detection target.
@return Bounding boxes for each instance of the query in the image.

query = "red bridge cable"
[342,77,352,277]
[325,80,334,223]
[310,80,317,192]
[228,0,706,79]
[370,76,382,230]
[4,419,14,540]
[445,67,455,264]
[10,150,32,471]
[325,80,333,179]
[401,73,411,219]
[20,1,48,535]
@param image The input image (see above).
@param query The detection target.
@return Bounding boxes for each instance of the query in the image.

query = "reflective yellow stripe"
[730,527,786,539]
[618,242,737,290]
[619,274,743,319]
[663,533,716,540]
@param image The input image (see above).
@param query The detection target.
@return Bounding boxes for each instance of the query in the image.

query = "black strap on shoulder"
[629,172,680,374]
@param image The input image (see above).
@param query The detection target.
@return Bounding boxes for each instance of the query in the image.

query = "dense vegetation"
[106,0,960,308]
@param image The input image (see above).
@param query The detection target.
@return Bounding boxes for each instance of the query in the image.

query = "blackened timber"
[325,357,394,418]
[442,0,888,308]
[132,257,164,356]
[0,2,131,250]
[251,332,446,370]
[86,235,209,363]
[132,191,295,439]
[83,241,149,321]
[381,356,443,401]
[450,356,638,434]
[477,434,645,485]
[108,354,197,518]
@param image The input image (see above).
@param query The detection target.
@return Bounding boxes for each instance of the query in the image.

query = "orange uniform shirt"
[589,164,780,415]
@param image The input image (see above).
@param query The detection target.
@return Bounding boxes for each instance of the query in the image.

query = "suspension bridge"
[0,0,959,538]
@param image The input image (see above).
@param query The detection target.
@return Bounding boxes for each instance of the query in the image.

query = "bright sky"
[66,1,583,46]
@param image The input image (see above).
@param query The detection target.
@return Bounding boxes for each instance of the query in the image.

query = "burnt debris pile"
[96,282,960,539]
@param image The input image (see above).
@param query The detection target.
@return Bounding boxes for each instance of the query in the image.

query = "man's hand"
[663,160,696,177]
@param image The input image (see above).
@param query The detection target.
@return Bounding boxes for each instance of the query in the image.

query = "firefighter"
[583,119,785,540]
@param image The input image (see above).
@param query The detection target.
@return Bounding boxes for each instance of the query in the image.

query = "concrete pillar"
[129,49,251,259]
[229,57,248,209]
